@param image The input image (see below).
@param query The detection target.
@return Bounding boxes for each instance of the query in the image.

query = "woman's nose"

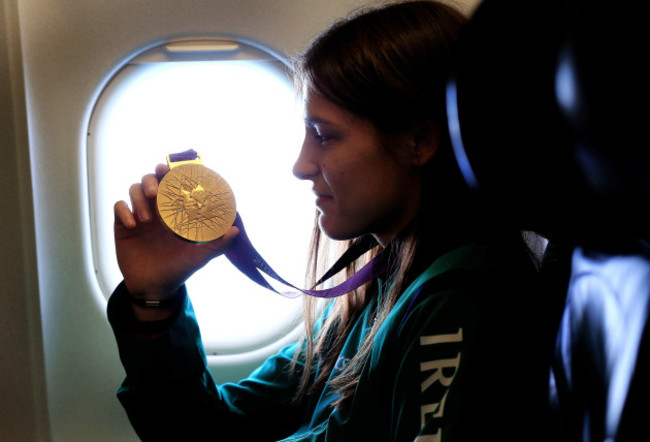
[292,142,319,181]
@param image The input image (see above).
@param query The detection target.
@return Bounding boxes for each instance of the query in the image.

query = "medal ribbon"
[227,214,386,298]
[166,150,386,298]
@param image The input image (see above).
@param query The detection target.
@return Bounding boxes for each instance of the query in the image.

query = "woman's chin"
[318,215,363,241]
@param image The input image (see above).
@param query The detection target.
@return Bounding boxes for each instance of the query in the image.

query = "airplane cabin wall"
[1,0,480,440]
[1,1,49,441]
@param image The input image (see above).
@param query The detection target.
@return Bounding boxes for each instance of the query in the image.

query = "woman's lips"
[313,190,332,209]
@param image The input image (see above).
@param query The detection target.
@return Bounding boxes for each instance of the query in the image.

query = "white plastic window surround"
[87,37,313,355]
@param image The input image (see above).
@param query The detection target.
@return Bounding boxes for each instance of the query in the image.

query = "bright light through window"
[88,41,313,354]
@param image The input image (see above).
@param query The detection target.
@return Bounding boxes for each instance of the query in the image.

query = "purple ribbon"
[225,214,386,298]
[168,149,201,163]
[167,150,386,298]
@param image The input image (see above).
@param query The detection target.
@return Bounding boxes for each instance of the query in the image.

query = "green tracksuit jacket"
[108,241,555,441]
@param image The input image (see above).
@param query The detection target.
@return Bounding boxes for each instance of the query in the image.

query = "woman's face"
[293,89,425,246]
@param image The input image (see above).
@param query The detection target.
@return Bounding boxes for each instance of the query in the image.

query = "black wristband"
[127,294,179,308]
[108,281,187,336]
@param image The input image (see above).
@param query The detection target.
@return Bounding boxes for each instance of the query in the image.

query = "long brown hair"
[292,0,469,407]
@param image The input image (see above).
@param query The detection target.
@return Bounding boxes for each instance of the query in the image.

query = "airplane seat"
[447,0,650,440]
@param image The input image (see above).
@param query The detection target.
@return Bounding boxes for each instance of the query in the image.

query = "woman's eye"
[316,132,332,143]
[307,126,333,144]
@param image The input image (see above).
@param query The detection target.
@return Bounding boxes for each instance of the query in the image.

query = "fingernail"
[140,209,151,221]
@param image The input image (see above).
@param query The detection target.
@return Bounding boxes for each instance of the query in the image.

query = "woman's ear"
[411,125,439,166]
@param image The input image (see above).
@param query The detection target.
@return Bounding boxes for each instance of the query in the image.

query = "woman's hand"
[113,163,239,300]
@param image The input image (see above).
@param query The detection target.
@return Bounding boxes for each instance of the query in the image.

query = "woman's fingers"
[209,226,240,252]
[114,200,136,228]
[141,173,160,199]
[194,225,241,267]
[116,166,167,228]
[155,163,170,181]
[129,180,154,222]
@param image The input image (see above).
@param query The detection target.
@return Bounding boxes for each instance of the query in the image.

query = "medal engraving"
[157,163,236,243]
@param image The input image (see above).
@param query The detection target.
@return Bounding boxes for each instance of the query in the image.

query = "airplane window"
[87,38,312,355]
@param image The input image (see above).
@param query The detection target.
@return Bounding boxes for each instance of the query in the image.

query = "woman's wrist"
[108,281,187,337]
[127,289,184,322]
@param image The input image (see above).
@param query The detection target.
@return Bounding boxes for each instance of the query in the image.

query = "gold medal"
[157,152,236,243]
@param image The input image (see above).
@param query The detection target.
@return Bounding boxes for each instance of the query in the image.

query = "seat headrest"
[447,0,650,244]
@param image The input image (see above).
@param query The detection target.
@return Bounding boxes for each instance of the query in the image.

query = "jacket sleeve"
[107,282,305,441]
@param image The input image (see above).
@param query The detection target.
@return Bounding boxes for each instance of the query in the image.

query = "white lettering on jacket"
[416,328,463,441]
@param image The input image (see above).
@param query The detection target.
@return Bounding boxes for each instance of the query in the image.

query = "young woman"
[109,1,555,440]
